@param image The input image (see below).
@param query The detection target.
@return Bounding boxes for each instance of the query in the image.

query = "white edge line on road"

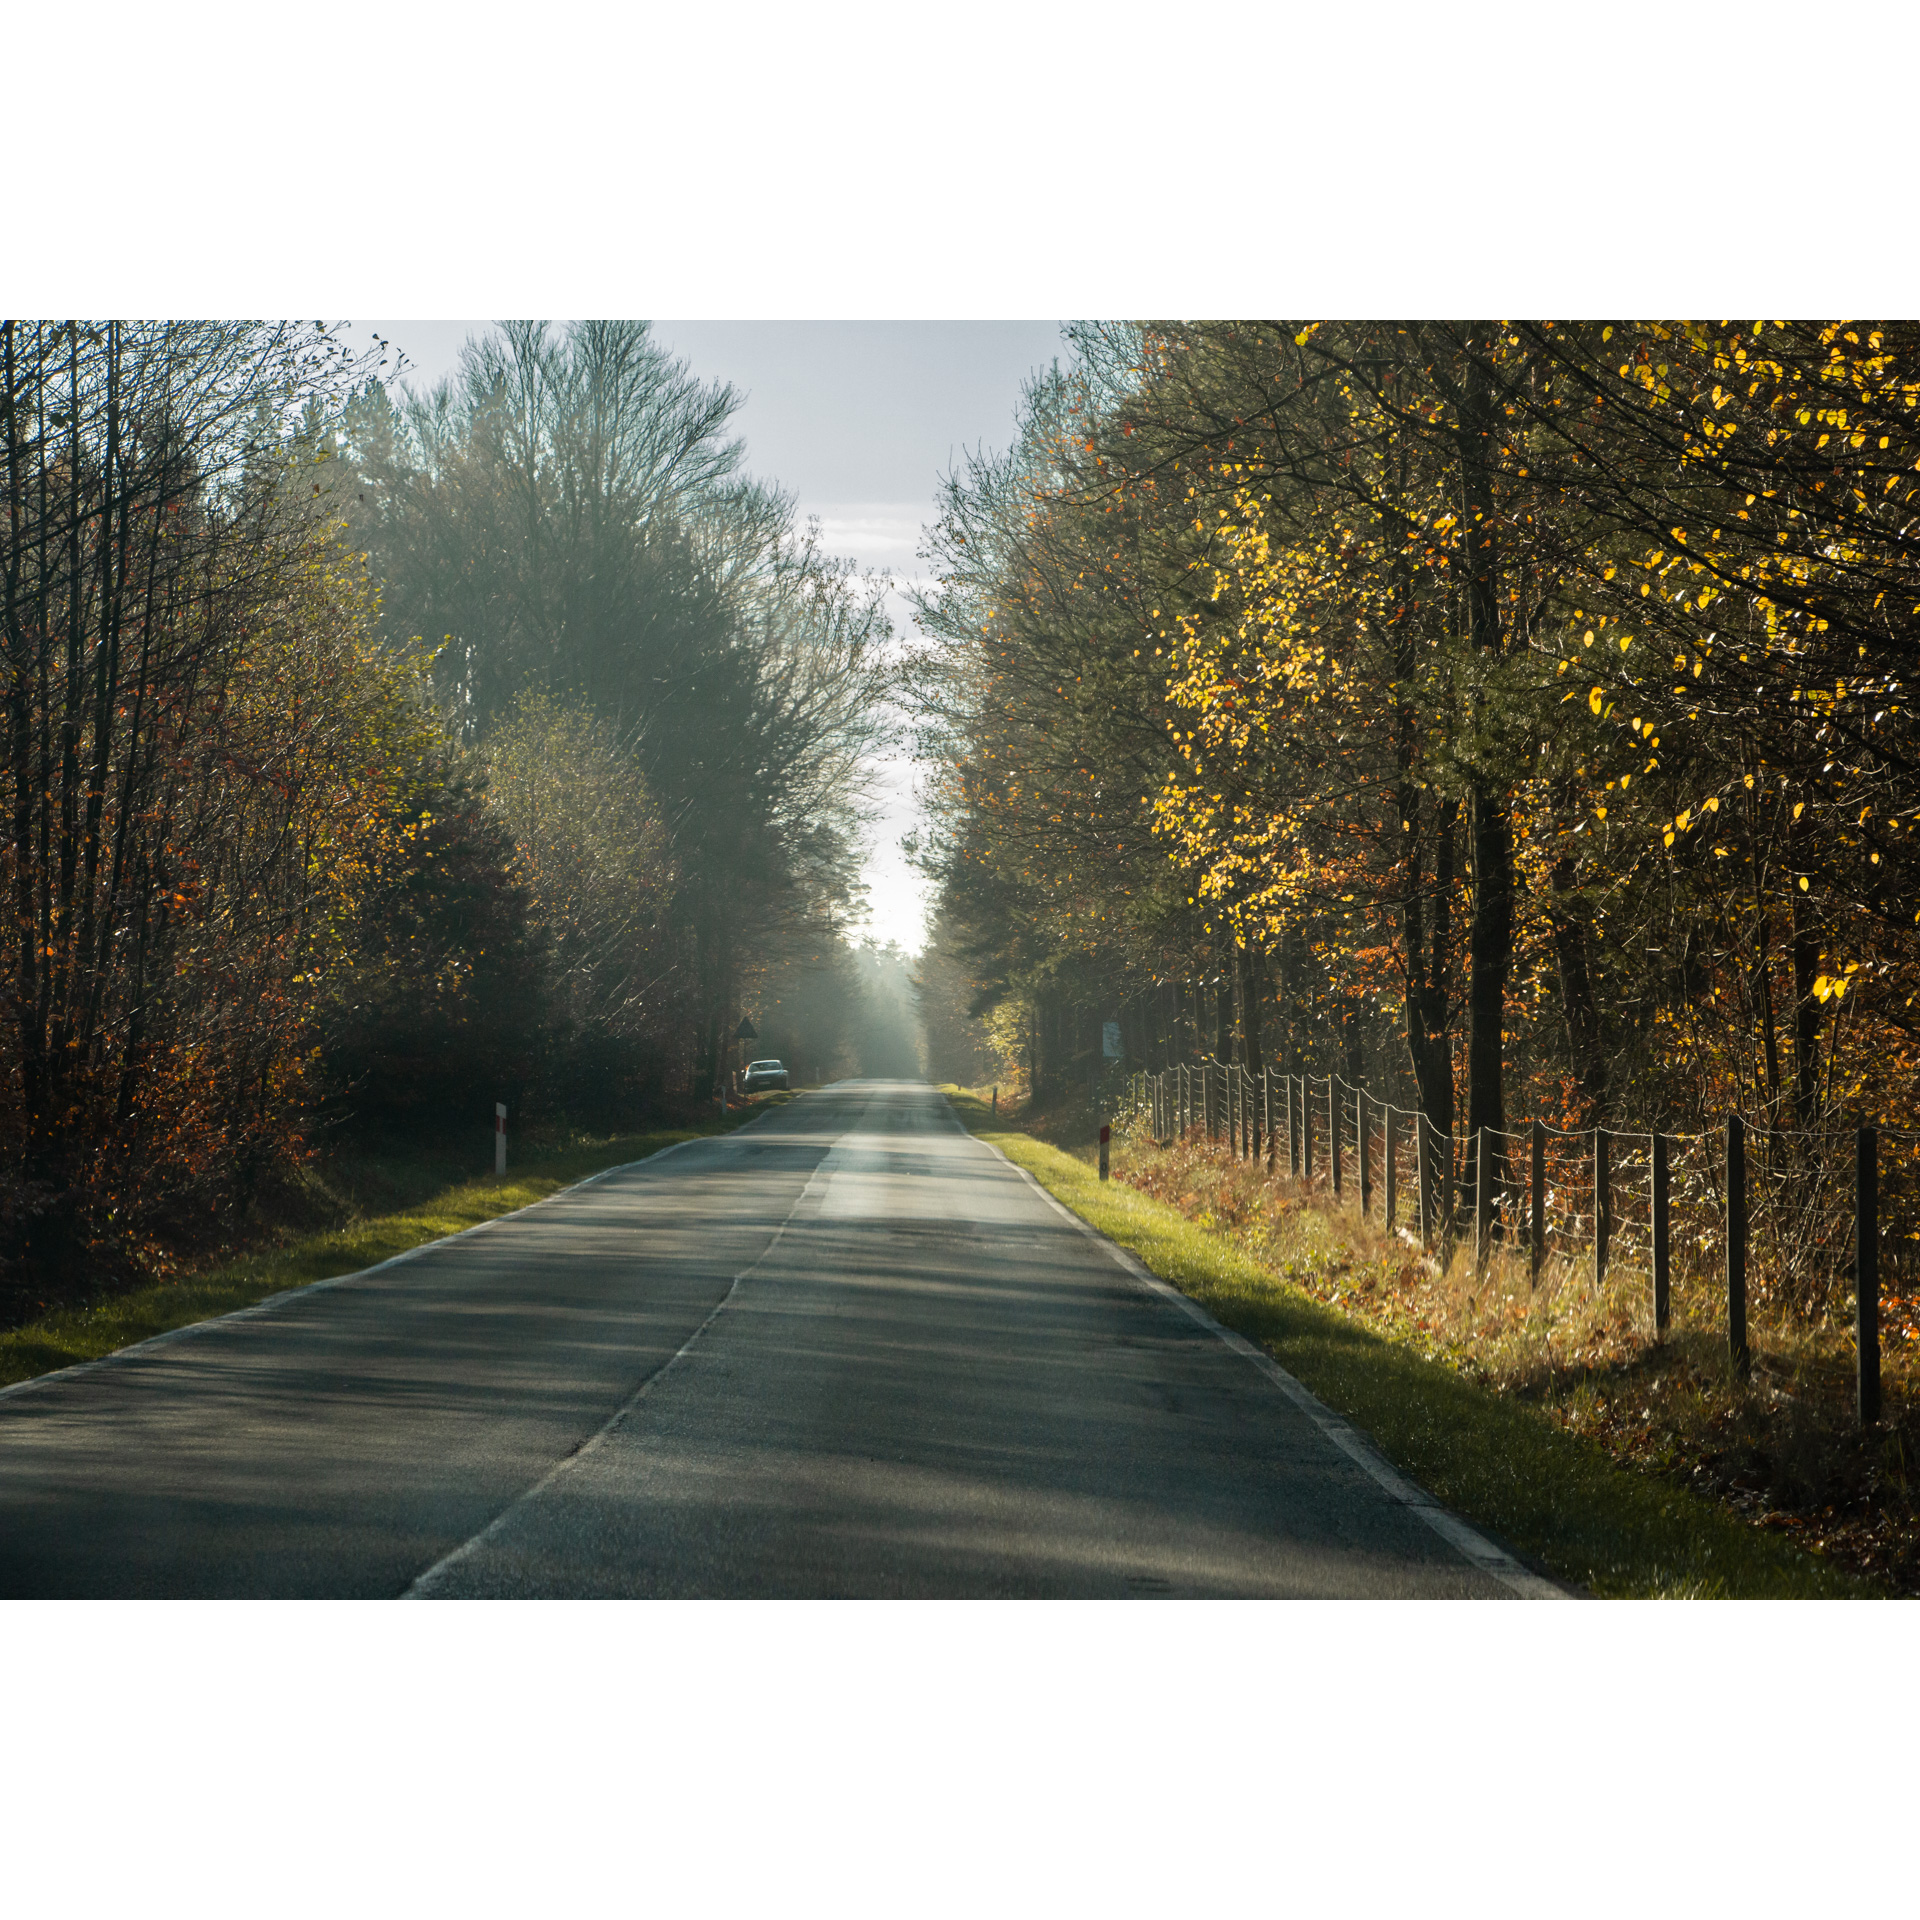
[956,1112,1567,1600]
[402,1124,845,1598]
[0,1104,796,1409]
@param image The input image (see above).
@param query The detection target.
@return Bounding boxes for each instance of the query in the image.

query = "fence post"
[1416,1114,1432,1250]
[1286,1074,1296,1178]
[1358,1084,1372,1220]
[1303,1079,1315,1188]
[1858,1123,1880,1428]
[1383,1106,1397,1233]
[1441,1125,1455,1259]
[1099,1122,1111,1183]
[1474,1126,1492,1276]
[1727,1113,1749,1378]
[1262,1070,1273,1170]
[1652,1131,1670,1334]
[1593,1128,1611,1288]
[1530,1118,1545,1288]
[1330,1078,1341,1199]
[495,1101,507,1178]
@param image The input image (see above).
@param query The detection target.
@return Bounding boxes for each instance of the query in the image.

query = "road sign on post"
[495,1102,507,1179]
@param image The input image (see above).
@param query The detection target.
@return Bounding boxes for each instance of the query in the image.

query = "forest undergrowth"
[1016,1091,1915,1595]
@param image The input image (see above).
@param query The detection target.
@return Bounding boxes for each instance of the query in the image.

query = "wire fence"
[1121,1058,1917,1429]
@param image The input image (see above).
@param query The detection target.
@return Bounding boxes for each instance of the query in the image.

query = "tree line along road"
[0,1082,1549,1598]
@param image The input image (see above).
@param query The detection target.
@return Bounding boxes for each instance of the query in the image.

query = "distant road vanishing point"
[0,1082,1552,1597]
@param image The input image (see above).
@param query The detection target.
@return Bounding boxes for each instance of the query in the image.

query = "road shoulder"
[945,1090,1870,1598]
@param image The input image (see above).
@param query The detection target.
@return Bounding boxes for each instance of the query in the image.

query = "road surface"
[0,1082,1538,1597]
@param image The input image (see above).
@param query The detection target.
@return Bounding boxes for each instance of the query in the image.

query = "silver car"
[741,1058,790,1093]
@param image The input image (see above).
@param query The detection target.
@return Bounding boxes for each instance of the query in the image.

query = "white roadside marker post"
[495,1102,507,1179]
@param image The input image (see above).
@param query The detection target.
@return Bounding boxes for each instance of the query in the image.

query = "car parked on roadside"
[741,1058,790,1093]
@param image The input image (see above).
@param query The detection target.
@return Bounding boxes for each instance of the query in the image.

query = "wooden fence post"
[1330,1078,1342,1199]
[1727,1113,1749,1378]
[1303,1078,1315,1188]
[1652,1131,1670,1334]
[1858,1123,1880,1428]
[1358,1084,1373,1220]
[1593,1128,1611,1288]
[1420,1121,1436,1251]
[1530,1118,1545,1288]
[1383,1106,1397,1233]
[1474,1127,1492,1276]
[1284,1073,1295,1177]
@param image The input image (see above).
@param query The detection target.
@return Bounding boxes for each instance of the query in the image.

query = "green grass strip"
[946,1090,1869,1598]
[0,1106,776,1393]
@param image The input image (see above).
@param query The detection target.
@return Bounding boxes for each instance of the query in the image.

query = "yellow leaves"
[1619,635,1633,651]
[1799,875,1811,890]
[1812,967,1857,1002]
[1676,808,1692,832]
[1589,687,1604,714]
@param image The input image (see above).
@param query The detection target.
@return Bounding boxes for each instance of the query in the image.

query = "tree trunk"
[1547,811,1608,1122]
[1458,338,1512,1219]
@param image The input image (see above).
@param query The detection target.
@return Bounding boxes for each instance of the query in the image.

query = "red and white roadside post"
[495,1102,507,1178]
[1099,1123,1111,1181]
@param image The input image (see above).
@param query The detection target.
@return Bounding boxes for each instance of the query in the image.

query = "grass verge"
[0,1100,784,1393]
[944,1086,1870,1597]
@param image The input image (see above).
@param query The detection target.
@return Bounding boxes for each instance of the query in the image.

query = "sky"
[345,319,1067,955]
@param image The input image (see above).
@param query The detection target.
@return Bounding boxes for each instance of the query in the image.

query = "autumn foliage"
[0,319,891,1314]
[912,323,1920,1290]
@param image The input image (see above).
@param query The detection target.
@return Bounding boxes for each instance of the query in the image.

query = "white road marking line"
[402,1121,846,1598]
[956,1112,1567,1600]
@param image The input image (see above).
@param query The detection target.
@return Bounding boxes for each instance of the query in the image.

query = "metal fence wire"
[1121,1058,1916,1426]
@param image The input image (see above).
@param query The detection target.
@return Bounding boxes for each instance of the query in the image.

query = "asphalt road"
[0,1082,1533,1597]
